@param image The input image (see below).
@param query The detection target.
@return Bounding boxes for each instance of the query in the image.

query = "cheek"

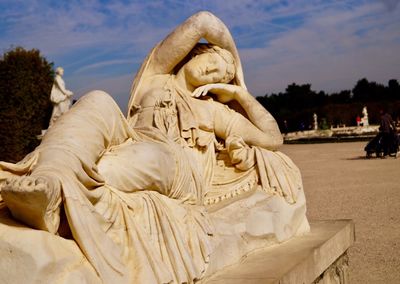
[209,74,223,83]
[186,70,207,87]
[211,66,227,82]
[202,72,222,84]
[195,75,214,86]
[184,64,199,80]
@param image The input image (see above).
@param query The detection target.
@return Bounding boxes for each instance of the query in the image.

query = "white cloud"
[0,0,399,108]
[239,1,400,95]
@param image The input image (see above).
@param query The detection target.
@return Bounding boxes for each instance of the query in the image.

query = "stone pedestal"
[201,220,355,284]
[0,206,353,284]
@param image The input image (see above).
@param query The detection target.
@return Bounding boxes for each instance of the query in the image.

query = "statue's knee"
[134,143,173,169]
[83,90,114,103]
[71,90,119,115]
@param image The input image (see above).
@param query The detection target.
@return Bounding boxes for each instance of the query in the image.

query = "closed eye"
[206,67,218,74]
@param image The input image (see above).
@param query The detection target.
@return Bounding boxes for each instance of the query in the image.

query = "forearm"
[150,11,241,75]
[213,101,282,150]
[59,87,73,97]
[228,114,283,150]
[55,77,73,97]
[194,84,282,146]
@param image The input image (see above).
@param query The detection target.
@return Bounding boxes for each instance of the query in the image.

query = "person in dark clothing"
[379,110,396,157]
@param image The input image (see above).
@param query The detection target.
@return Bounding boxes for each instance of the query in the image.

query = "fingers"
[192,83,232,98]
[191,88,201,98]
[200,87,210,97]
[192,86,211,98]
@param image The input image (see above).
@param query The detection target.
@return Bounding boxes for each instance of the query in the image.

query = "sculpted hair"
[174,43,236,83]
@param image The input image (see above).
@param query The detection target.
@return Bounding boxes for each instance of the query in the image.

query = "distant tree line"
[0,47,54,162]
[256,78,400,133]
[1,46,399,162]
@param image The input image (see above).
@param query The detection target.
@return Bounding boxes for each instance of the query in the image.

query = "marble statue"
[361,106,369,127]
[313,113,318,130]
[49,67,73,127]
[0,12,309,283]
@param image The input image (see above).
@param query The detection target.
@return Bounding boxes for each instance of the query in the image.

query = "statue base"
[0,197,353,284]
[0,206,101,283]
[0,197,352,284]
[201,219,355,283]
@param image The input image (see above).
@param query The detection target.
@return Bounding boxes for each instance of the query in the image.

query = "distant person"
[49,67,73,127]
[283,120,289,134]
[356,115,361,126]
[379,109,396,157]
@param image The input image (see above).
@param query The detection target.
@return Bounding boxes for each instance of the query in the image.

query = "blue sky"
[1,0,399,114]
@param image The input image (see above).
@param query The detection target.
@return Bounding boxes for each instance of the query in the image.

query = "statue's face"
[184,52,232,87]
[56,68,64,76]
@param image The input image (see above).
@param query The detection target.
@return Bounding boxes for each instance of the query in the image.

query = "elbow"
[258,134,283,151]
[190,11,219,30]
[268,135,283,151]
[274,135,284,150]
[276,134,284,147]
[192,11,217,20]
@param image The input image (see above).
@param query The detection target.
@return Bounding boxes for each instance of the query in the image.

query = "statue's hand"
[226,135,255,171]
[192,83,245,103]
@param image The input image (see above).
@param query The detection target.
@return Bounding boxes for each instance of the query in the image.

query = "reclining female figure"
[0,11,308,284]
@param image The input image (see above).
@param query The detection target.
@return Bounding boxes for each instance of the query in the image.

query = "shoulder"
[137,74,170,94]
[141,74,169,86]
[136,74,171,107]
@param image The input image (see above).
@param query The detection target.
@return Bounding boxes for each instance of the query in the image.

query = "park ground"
[282,142,400,284]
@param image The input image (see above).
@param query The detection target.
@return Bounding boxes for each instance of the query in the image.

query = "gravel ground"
[281,142,400,284]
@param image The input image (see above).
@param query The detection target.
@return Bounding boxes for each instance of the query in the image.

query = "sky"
[1,0,399,114]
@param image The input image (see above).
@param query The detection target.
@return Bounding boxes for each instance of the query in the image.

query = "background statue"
[313,113,318,130]
[0,12,309,283]
[49,67,73,127]
[361,106,369,126]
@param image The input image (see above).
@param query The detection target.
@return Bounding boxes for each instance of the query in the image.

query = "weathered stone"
[202,220,355,283]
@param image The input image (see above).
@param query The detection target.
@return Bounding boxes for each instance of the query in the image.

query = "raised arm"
[146,11,243,81]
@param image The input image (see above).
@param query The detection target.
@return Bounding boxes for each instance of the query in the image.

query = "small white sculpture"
[313,113,318,130]
[0,12,309,283]
[361,106,369,127]
[49,67,73,127]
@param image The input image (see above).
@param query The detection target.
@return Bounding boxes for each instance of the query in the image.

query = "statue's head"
[179,43,236,87]
[55,67,64,76]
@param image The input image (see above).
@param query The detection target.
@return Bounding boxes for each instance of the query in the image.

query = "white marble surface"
[49,67,73,127]
[0,11,309,283]
[202,220,355,283]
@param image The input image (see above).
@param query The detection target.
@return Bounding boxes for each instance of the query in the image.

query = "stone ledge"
[202,220,355,284]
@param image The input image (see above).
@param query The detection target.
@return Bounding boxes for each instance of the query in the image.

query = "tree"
[388,79,400,100]
[257,77,400,131]
[352,78,370,102]
[328,90,351,104]
[352,78,385,102]
[0,47,54,162]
